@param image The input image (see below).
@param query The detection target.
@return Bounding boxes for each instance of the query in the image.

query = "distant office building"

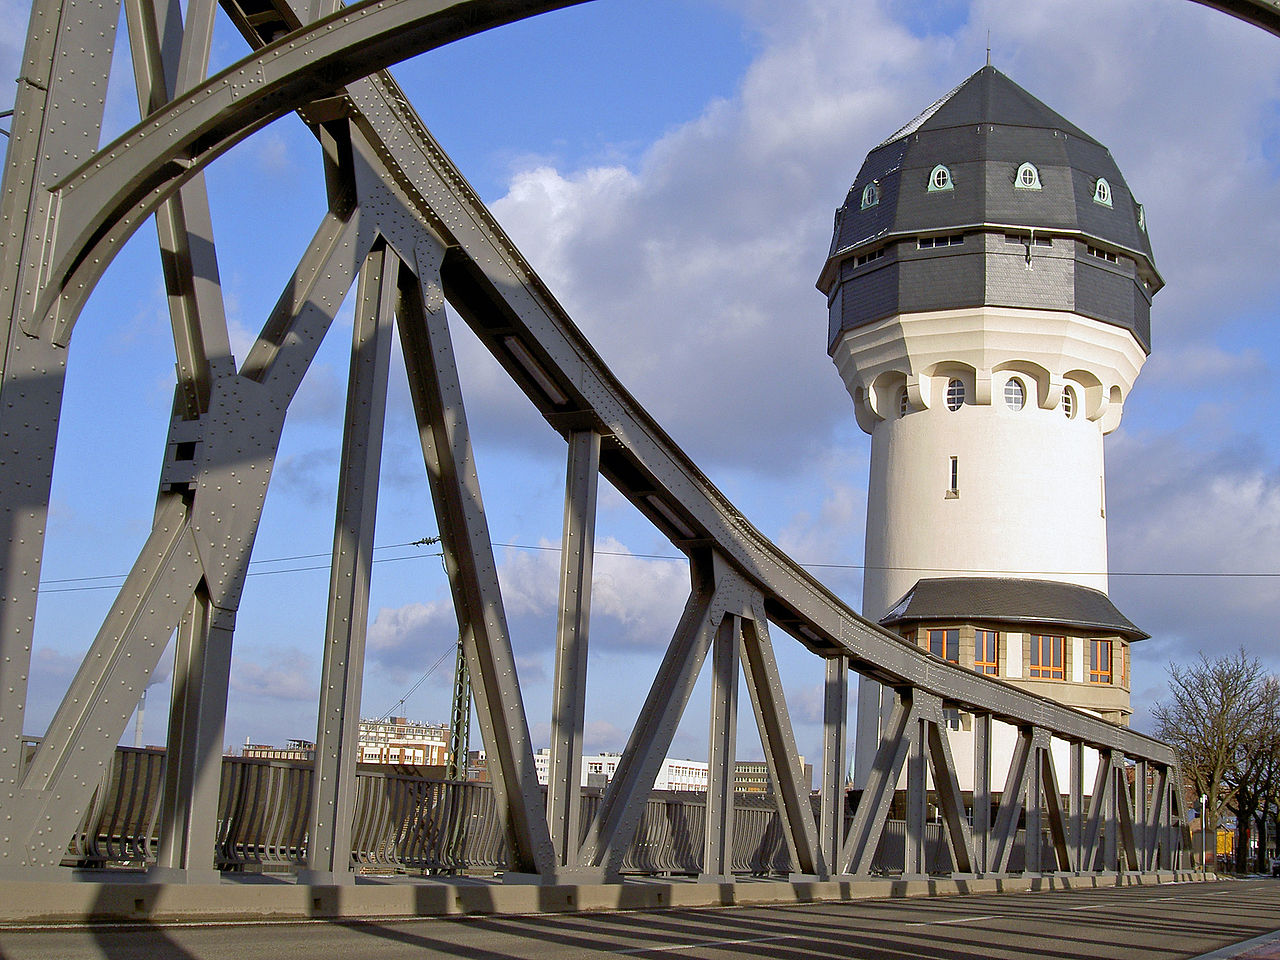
[532,749,810,794]
[533,749,710,791]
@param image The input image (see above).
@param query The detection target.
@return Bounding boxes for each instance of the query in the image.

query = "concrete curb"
[0,870,1207,925]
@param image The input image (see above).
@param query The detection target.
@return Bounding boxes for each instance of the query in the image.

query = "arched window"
[898,386,910,416]
[861,181,880,209]
[1094,178,1112,207]
[928,165,953,192]
[1015,162,1041,189]
[1004,377,1026,411]
[1062,386,1077,419]
[946,378,965,411]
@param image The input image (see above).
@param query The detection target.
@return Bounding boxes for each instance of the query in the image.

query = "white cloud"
[366,599,458,674]
[1140,342,1269,388]
[1105,425,1280,734]
[230,647,318,703]
[498,536,691,648]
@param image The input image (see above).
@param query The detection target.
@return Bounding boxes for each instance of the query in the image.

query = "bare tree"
[1151,649,1270,865]
[1243,679,1280,872]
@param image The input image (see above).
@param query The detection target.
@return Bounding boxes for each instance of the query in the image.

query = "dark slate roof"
[822,66,1158,282]
[879,577,1149,641]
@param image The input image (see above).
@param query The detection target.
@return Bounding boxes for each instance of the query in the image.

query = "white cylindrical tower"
[844,303,1146,618]
[818,67,1160,788]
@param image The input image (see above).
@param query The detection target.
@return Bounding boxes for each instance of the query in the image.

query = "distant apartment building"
[241,738,315,761]
[241,717,450,767]
[357,716,449,766]
[733,759,813,795]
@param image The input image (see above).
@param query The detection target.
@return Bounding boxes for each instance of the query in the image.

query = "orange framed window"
[1029,634,1065,679]
[928,628,959,664]
[1088,638,1113,684]
[975,629,999,675]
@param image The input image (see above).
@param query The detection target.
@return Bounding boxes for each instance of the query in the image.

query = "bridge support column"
[1069,740,1084,873]
[1026,730,1047,875]
[701,615,739,882]
[149,597,232,883]
[547,428,600,872]
[300,242,397,885]
[903,708,927,877]
[819,657,848,877]
[973,712,991,875]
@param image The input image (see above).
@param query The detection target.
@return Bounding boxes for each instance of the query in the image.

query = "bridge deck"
[0,876,1269,960]
[0,869,1201,925]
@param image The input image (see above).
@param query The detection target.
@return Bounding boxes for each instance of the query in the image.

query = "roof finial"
[986,30,991,67]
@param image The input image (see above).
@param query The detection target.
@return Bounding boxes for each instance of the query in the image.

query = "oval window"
[946,378,965,411]
[861,182,880,209]
[929,165,953,192]
[1016,162,1041,189]
[899,386,910,416]
[1094,178,1113,207]
[1004,377,1026,411]
[1063,386,1077,419]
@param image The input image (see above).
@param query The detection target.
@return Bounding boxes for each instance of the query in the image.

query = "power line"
[38,540,443,594]
[378,644,454,721]
[34,538,1280,595]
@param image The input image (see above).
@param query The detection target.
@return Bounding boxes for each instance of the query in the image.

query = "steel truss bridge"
[0,0,1274,891]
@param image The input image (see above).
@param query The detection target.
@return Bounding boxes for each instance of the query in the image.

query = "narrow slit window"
[949,455,958,492]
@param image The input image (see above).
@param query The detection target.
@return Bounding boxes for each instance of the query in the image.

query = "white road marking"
[905,913,1004,926]
[614,934,801,954]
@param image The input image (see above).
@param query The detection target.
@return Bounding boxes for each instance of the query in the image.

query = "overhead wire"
[35,538,1280,595]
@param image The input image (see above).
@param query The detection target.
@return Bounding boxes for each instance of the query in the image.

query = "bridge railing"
[36,740,1160,879]
[62,748,800,875]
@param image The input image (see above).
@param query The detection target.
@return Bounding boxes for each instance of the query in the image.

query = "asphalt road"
[1,879,1277,960]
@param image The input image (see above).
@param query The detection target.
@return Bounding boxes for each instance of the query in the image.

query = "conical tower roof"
[819,66,1160,353]
[874,65,1098,149]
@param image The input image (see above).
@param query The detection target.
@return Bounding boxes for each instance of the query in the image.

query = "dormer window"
[1094,178,1113,207]
[1137,202,1146,231]
[861,181,880,209]
[928,165,953,192]
[1015,162,1041,189]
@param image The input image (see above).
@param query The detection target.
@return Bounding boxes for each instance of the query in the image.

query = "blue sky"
[9,0,1280,767]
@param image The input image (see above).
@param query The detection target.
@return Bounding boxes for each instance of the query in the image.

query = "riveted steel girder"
[16,0,1186,769]
[0,0,1233,879]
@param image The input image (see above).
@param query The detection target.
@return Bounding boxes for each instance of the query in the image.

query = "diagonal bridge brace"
[2,204,374,870]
